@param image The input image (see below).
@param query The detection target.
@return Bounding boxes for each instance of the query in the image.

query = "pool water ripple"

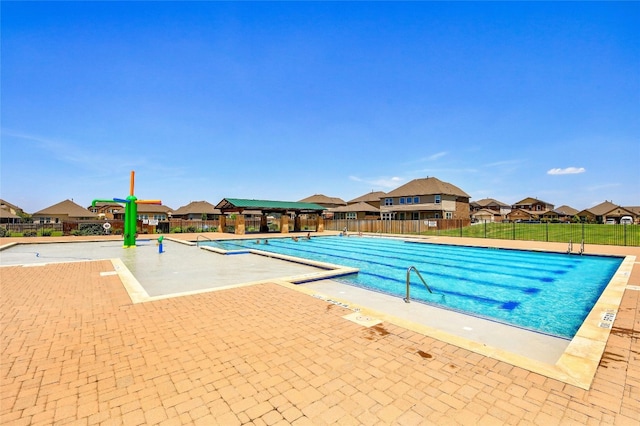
[208,236,622,338]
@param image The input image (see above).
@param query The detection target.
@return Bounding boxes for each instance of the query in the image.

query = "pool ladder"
[196,235,213,247]
[404,266,433,303]
[567,239,584,255]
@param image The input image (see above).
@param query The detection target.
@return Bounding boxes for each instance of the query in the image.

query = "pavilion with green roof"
[214,198,327,234]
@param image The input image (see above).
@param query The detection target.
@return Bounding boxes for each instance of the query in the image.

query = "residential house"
[298,194,347,208]
[330,202,380,220]
[88,202,123,220]
[470,198,511,222]
[32,199,98,224]
[542,205,579,223]
[578,201,638,224]
[299,194,347,219]
[0,199,24,223]
[329,191,385,220]
[507,197,555,222]
[171,201,220,220]
[471,208,499,223]
[379,177,471,220]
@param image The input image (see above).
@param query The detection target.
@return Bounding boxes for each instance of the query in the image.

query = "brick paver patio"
[1,236,638,425]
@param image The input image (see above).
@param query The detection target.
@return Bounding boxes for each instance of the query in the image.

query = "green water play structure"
[92,171,162,247]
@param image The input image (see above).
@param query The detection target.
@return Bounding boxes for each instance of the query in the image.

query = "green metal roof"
[215,198,326,212]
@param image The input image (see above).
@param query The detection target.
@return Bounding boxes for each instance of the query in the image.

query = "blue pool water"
[203,237,623,339]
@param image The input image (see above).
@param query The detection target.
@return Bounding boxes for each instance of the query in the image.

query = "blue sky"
[2,1,639,214]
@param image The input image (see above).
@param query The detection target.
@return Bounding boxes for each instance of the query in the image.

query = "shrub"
[24,230,37,237]
[170,227,182,233]
[186,226,198,233]
[77,223,106,236]
[0,227,8,237]
[40,229,53,237]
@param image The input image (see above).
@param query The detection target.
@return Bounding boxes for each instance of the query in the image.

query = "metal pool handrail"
[567,240,573,254]
[196,235,213,247]
[404,266,433,303]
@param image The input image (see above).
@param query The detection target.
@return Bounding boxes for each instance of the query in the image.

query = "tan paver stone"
[2,237,639,425]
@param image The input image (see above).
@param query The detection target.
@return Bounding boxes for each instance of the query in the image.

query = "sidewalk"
[1,236,639,424]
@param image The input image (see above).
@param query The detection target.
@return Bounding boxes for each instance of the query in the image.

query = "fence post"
[484,220,487,238]
[546,222,548,242]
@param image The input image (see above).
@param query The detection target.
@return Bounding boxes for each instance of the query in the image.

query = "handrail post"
[405,266,432,303]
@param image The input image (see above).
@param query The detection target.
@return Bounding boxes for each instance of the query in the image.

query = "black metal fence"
[325,219,639,247]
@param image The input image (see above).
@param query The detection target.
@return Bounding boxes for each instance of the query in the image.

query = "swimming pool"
[203,236,624,339]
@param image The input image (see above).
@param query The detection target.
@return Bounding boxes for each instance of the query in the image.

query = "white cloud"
[349,175,403,188]
[427,151,447,161]
[547,167,586,175]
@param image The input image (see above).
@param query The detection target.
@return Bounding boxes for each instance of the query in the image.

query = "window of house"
[399,197,405,204]
[445,212,453,219]
[435,195,441,204]
[413,196,419,204]
[381,212,395,220]
[434,213,440,218]
[346,212,356,220]
[406,197,413,204]
[384,198,393,206]
[412,212,419,220]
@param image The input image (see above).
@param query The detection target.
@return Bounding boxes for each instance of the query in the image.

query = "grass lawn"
[430,222,639,246]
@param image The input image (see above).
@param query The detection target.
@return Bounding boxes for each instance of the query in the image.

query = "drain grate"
[343,312,382,327]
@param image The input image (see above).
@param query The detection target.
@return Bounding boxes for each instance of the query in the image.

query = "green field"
[430,222,639,246]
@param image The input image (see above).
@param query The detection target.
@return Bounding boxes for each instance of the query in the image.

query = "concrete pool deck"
[1,233,639,424]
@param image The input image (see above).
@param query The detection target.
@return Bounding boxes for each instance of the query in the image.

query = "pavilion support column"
[218,216,226,233]
[316,215,324,232]
[280,215,289,234]
[294,215,301,232]
[235,214,246,235]
[260,214,269,233]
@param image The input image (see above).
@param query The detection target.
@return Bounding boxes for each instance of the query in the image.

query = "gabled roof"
[216,198,326,213]
[472,208,500,216]
[553,205,579,216]
[582,201,619,216]
[624,206,640,215]
[33,199,97,218]
[0,199,22,213]
[385,177,470,198]
[348,191,386,204]
[513,197,554,206]
[0,208,21,220]
[330,202,380,213]
[172,201,219,215]
[471,198,510,208]
[137,204,173,214]
[298,194,346,206]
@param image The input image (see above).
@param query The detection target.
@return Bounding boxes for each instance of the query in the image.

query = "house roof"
[513,197,553,206]
[472,208,499,216]
[137,204,173,214]
[329,202,380,213]
[298,194,347,206]
[471,198,510,208]
[172,201,220,215]
[0,199,22,213]
[347,191,386,204]
[33,199,97,218]
[552,205,579,216]
[216,198,326,213]
[385,177,470,198]
[0,208,21,220]
[582,201,619,216]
